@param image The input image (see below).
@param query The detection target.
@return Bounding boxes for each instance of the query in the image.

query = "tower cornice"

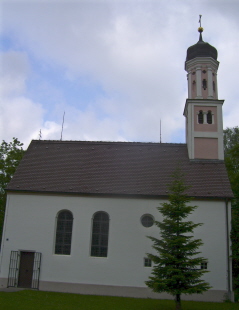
[185,57,219,71]
[183,99,224,117]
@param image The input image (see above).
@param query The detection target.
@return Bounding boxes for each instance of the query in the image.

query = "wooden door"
[18,251,34,288]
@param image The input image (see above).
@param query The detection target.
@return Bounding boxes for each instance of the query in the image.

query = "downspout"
[225,198,233,301]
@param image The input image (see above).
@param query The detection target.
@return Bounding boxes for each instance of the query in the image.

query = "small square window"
[201,262,208,270]
[144,258,152,267]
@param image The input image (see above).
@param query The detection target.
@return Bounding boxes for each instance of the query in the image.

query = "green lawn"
[0,290,239,310]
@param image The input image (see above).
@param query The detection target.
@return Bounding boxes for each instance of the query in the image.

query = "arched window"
[207,110,213,124]
[202,79,207,90]
[198,110,204,124]
[55,210,73,255]
[213,81,215,92]
[91,212,109,257]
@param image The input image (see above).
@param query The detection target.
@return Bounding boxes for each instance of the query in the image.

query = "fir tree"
[145,170,211,310]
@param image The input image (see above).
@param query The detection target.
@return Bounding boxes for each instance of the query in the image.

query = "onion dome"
[186,27,217,62]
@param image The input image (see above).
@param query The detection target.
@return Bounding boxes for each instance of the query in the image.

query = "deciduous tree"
[224,127,239,297]
[224,127,239,156]
[0,138,25,243]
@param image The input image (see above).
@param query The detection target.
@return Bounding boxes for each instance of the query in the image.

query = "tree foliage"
[224,127,239,199]
[0,138,25,242]
[224,127,239,296]
[145,170,210,310]
[224,127,239,157]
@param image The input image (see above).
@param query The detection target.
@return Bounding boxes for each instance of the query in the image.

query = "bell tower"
[184,19,224,160]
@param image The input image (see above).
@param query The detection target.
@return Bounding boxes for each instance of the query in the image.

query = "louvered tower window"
[207,110,212,124]
[198,110,204,124]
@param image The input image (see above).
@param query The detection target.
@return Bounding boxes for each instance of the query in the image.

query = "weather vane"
[39,129,42,140]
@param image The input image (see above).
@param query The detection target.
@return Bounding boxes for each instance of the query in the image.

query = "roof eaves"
[6,189,233,200]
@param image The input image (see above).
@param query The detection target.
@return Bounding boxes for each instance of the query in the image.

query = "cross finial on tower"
[199,15,202,27]
[198,15,203,41]
[198,15,203,32]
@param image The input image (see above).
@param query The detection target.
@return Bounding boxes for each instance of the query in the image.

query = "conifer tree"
[145,170,211,310]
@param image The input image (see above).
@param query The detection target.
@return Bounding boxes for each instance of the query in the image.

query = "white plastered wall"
[0,192,229,292]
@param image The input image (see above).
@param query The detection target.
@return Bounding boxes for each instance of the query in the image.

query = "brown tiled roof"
[7,140,233,199]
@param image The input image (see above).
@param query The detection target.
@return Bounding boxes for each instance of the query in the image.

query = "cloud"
[1,1,239,147]
[0,51,58,145]
[0,96,43,142]
[0,51,29,97]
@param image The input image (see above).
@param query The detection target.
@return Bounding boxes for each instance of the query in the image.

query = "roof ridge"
[31,140,186,146]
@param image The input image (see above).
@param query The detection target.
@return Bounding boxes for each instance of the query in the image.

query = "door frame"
[7,250,42,289]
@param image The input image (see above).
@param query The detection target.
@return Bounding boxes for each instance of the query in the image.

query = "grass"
[0,290,239,310]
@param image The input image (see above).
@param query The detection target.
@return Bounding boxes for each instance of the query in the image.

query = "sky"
[0,0,239,148]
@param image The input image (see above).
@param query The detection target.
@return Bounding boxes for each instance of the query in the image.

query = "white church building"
[0,28,234,302]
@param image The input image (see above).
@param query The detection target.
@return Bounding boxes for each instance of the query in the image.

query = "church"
[0,27,234,302]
